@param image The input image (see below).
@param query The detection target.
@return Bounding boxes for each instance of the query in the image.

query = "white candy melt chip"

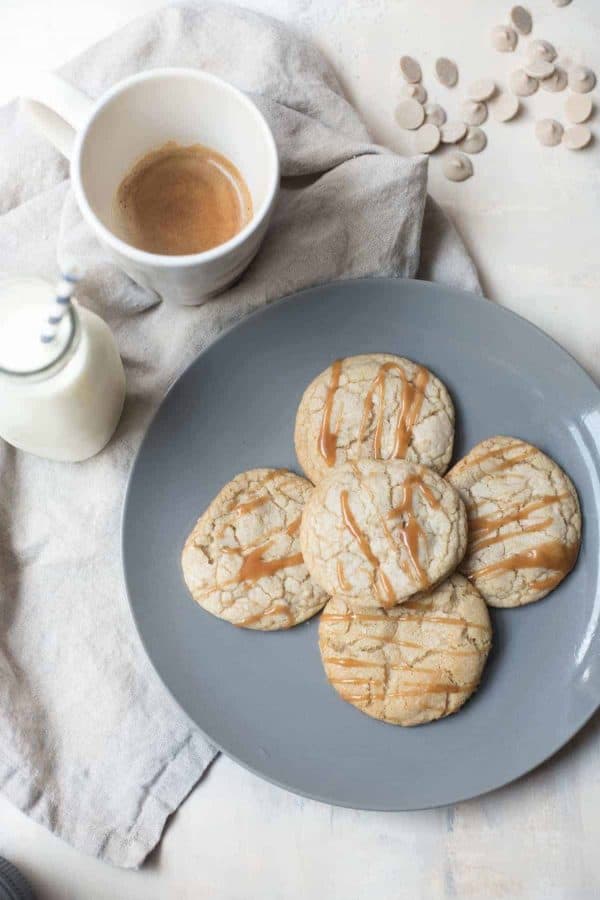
[491,24,518,52]
[414,123,441,153]
[540,66,567,92]
[524,59,555,79]
[395,99,426,130]
[510,6,532,35]
[435,57,459,87]
[535,118,563,146]
[565,93,593,124]
[462,100,488,126]
[442,151,473,181]
[440,121,468,143]
[490,93,520,122]
[400,56,422,84]
[401,83,427,103]
[568,66,596,94]
[563,124,592,149]
[527,40,557,63]
[468,79,496,102]
[424,103,447,126]
[510,69,538,96]
[459,126,487,154]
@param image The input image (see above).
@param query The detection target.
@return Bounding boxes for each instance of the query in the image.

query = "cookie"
[294,354,454,484]
[181,468,328,629]
[300,459,467,609]
[319,574,492,726]
[447,437,581,608]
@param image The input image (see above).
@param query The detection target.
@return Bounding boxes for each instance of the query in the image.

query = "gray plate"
[122,278,600,810]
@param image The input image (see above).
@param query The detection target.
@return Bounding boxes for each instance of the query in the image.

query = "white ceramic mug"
[21,68,279,305]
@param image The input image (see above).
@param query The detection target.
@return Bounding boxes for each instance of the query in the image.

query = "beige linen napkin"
[0,1,479,868]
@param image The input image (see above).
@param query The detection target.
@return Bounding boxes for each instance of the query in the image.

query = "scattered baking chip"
[442,151,473,182]
[424,103,447,126]
[415,123,441,153]
[568,65,596,93]
[459,126,487,154]
[491,25,518,52]
[563,124,592,149]
[540,66,567,92]
[565,92,593,124]
[462,100,488,126]
[400,56,422,83]
[535,118,563,146]
[490,93,520,121]
[395,98,426,129]
[401,83,428,103]
[440,121,468,143]
[468,79,496,101]
[435,57,459,87]
[510,5,532,35]
[527,40,557,63]
[510,68,539,96]
[524,59,555,79]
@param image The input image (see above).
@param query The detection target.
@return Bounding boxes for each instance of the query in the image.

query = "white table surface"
[1,1,599,897]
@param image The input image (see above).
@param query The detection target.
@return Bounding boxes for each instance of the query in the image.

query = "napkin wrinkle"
[0,1,480,869]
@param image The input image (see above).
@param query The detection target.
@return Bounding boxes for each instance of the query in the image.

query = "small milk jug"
[0,276,125,462]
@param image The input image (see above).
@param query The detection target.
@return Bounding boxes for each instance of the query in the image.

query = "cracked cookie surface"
[300,459,467,609]
[319,574,492,726]
[181,468,328,630]
[294,354,454,484]
[448,436,581,608]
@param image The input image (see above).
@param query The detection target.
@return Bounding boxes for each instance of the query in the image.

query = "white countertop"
[1,1,599,897]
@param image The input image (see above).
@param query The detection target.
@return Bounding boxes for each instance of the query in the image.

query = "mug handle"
[20,73,94,160]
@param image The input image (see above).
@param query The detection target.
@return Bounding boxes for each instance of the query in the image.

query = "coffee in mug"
[114,142,253,256]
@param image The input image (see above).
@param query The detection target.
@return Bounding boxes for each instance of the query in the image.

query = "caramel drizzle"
[318,359,342,467]
[232,495,269,515]
[387,683,477,698]
[375,637,479,656]
[321,610,488,631]
[376,638,480,656]
[325,656,384,669]
[459,444,535,474]
[339,691,385,702]
[335,684,474,696]
[237,603,294,628]
[321,611,389,624]
[317,360,430,469]
[472,539,578,585]
[358,362,430,459]
[389,475,442,518]
[336,560,352,593]
[469,493,568,550]
[286,516,301,536]
[194,525,304,601]
[472,517,553,553]
[220,470,288,531]
[386,474,441,586]
[396,613,489,631]
[331,675,477,701]
[400,598,433,611]
[325,657,447,675]
[340,489,397,607]
[237,541,303,584]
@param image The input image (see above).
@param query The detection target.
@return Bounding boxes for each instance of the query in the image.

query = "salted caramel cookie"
[448,437,581,608]
[294,354,454,484]
[319,574,492,726]
[300,459,467,609]
[181,468,328,629]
